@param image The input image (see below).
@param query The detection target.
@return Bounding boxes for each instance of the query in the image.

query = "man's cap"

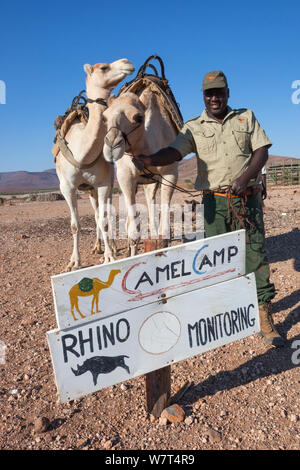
[201,71,228,91]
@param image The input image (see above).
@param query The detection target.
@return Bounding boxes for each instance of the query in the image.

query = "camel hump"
[78,277,94,293]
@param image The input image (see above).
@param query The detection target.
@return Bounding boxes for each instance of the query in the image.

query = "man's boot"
[258,304,285,347]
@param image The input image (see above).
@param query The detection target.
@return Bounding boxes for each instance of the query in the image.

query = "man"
[134,70,284,348]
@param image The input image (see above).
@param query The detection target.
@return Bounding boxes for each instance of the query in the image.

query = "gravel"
[0,186,299,450]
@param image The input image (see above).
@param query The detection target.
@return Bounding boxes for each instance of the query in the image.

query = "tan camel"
[69,269,121,321]
[102,90,179,255]
[55,59,134,270]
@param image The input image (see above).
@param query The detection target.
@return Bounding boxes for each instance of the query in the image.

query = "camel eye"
[102,115,107,123]
[100,65,109,71]
[133,114,143,123]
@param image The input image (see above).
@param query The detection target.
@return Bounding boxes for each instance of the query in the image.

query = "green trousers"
[202,192,275,305]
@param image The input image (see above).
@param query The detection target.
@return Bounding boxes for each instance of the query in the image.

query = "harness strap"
[87,97,108,106]
[56,132,100,169]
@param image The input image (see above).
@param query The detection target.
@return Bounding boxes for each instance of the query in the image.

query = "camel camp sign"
[47,230,260,403]
[51,230,246,330]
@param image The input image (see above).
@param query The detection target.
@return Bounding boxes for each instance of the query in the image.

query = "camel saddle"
[52,90,89,163]
[118,55,184,133]
[78,277,94,293]
[52,109,88,162]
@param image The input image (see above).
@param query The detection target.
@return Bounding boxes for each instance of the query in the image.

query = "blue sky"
[0,0,299,172]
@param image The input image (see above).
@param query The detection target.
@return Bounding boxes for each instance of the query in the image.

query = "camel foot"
[126,248,131,258]
[111,240,118,257]
[103,255,115,264]
[129,246,138,257]
[67,264,81,272]
[92,240,104,254]
[157,238,169,249]
[112,247,119,257]
[66,257,81,272]
[92,247,104,255]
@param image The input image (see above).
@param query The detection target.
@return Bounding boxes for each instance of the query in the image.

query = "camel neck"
[73,89,109,165]
[86,83,110,102]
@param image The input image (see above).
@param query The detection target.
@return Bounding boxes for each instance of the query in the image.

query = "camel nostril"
[105,137,124,150]
[104,137,112,147]
[113,140,123,149]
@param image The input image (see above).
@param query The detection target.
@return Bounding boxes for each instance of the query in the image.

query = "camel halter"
[104,124,142,150]
[71,91,108,110]
[86,97,108,106]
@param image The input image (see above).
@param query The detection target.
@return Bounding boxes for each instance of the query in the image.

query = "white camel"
[54,59,134,270]
[102,89,179,256]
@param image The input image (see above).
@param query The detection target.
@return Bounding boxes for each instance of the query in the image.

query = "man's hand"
[229,175,249,196]
[132,147,182,171]
[132,154,152,171]
[229,146,269,196]
[261,184,267,200]
[261,174,267,199]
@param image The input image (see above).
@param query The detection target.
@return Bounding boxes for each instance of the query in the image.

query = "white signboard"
[52,230,246,330]
[48,273,259,403]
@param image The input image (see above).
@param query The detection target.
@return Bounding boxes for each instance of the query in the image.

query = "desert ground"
[0,185,299,450]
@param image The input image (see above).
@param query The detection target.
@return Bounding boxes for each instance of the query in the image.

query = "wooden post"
[145,366,171,418]
[143,238,171,418]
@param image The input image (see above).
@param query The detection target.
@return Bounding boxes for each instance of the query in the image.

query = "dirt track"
[0,186,299,450]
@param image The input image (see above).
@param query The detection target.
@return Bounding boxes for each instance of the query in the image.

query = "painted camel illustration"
[69,269,121,321]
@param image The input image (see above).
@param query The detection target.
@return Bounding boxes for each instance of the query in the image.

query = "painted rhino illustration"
[71,355,130,386]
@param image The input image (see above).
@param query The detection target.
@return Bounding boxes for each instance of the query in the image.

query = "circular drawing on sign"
[138,311,181,355]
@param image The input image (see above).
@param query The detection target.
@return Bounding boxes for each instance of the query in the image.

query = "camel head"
[102,92,146,163]
[84,59,135,97]
[111,269,121,276]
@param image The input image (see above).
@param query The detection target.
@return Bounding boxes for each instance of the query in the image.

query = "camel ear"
[84,64,93,76]
[108,94,116,106]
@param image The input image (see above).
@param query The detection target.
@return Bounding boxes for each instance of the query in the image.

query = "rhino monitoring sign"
[47,230,260,403]
[48,274,259,402]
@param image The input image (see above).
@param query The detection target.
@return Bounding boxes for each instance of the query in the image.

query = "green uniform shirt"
[170,107,272,190]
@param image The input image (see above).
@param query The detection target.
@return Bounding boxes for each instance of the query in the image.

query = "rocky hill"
[0,169,59,193]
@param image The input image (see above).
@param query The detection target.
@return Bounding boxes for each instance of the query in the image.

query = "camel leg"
[97,185,115,263]
[118,174,140,257]
[74,297,86,319]
[159,170,177,248]
[91,295,96,314]
[95,293,101,313]
[60,182,81,271]
[143,183,159,240]
[107,191,118,257]
[91,293,101,314]
[70,302,77,321]
[89,190,103,254]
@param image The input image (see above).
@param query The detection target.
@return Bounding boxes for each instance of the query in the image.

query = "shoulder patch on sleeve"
[185,115,202,125]
[233,108,250,116]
